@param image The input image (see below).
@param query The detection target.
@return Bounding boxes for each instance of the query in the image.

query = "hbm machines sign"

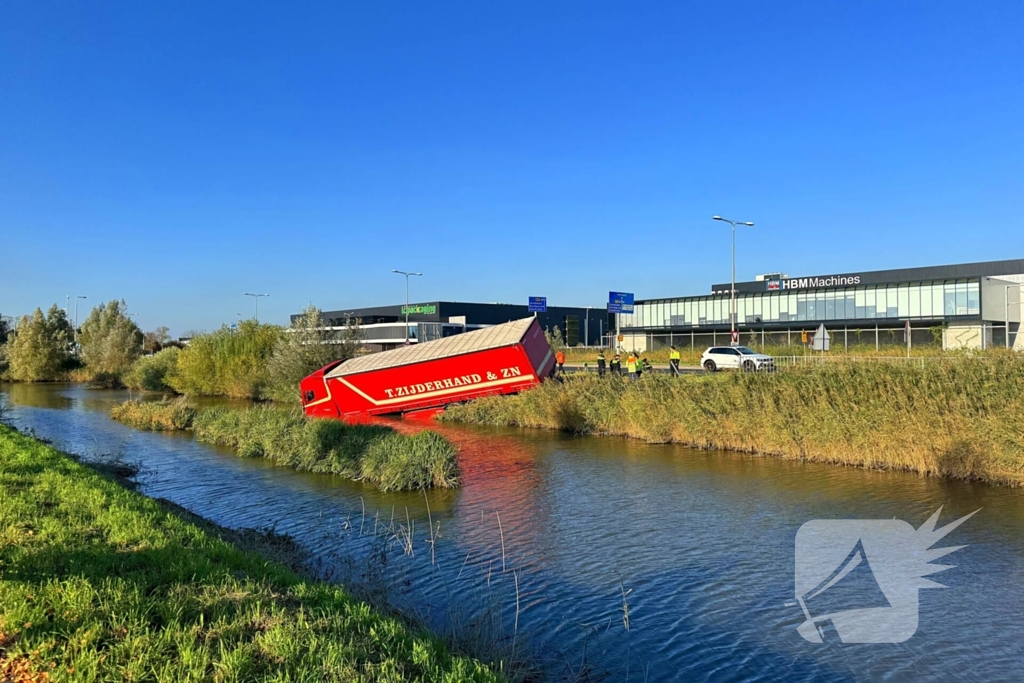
[300,317,554,421]
[766,275,863,291]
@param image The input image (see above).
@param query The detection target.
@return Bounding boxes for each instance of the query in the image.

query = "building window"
[967,282,980,315]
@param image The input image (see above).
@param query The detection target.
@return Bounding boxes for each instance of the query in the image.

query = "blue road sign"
[528,296,547,313]
[608,291,634,313]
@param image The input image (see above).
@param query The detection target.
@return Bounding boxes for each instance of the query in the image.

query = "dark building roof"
[689,258,1024,300]
[292,301,609,345]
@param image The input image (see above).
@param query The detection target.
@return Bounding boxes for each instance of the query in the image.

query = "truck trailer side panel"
[300,317,552,420]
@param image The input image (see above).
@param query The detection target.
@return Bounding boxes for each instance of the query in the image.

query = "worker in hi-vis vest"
[626,353,638,381]
[555,350,565,375]
[596,350,607,377]
[669,346,681,376]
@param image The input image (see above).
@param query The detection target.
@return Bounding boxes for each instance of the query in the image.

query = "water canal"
[2,383,1021,682]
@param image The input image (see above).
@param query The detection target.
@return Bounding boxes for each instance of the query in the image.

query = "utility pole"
[74,295,87,348]
[392,270,423,345]
[243,293,269,322]
[1006,283,1023,349]
[712,216,755,343]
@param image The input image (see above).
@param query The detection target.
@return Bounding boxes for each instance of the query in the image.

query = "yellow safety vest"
[670,350,681,361]
[627,358,637,372]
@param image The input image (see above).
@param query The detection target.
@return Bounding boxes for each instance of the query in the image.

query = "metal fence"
[609,322,1018,352]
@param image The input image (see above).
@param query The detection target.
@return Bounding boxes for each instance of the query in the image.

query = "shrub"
[124,347,181,392]
[169,321,282,399]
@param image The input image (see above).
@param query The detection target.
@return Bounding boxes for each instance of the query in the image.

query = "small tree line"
[1,303,361,402]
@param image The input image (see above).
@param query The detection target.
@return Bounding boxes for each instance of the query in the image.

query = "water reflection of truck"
[301,317,555,421]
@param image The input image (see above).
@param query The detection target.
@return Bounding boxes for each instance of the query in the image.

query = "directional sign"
[608,291,634,314]
[810,323,831,351]
[528,296,547,313]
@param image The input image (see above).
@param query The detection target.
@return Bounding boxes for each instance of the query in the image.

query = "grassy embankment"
[441,356,1024,486]
[111,399,460,492]
[0,424,500,682]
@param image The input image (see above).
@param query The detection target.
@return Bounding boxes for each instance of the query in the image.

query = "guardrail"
[772,355,968,369]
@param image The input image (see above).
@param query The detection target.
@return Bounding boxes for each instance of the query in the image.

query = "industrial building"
[296,301,607,351]
[615,258,1024,351]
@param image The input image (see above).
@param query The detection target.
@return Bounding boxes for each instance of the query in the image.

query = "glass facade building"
[620,280,981,330]
[617,259,1024,334]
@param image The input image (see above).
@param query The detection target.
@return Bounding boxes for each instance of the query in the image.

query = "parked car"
[700,346,775,372]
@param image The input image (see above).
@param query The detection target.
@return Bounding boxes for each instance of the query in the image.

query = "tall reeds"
[111,400,461,491]
[442,355,1024,486]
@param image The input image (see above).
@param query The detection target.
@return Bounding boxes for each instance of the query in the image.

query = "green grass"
[0,424,500,682]
[111,401,461,492]
[441,355,1024,486]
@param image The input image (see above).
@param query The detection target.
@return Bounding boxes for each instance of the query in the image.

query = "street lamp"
[712,216,755,341]
[74,295,87,346]
[1005,283,1023,349]
[391,270,423,345]
[243,293,269,322]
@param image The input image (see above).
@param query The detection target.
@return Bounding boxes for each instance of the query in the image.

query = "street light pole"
[1005,283,1023,349]
[712,216,755,342]
[74,296,87,347]
[243,293,269,322]
[392,270,423,345]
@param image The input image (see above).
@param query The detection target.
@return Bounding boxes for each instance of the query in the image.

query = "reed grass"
[441,355,1024,486]
[0,424,499,681]
[109,395,197,431]
[111,400,461,491]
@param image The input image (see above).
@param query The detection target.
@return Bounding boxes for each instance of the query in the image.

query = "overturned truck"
[301,317,555,421]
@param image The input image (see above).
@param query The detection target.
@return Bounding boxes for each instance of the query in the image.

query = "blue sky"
[2,1,1022,335]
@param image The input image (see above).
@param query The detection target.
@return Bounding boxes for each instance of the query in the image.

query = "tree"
[78,300,143,385]
[143,326,172,353]
[267,305,362,401]
[6,305,74,381]
[0,316,10,378]
[545,325,565,350]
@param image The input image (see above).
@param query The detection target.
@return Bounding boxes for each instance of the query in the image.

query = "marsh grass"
[0,425,499,682]
[111,400,461,491]
[109,396,197,431]
[442,356,1024,486]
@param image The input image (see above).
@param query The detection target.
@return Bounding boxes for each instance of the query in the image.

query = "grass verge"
[0,424,499,682]
[110,401,460,492]
[441,357,1024,486]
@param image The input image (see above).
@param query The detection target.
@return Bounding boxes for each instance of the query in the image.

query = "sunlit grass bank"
[111,400,460,491]
[441,357,1024,486]
[0,425,498,682]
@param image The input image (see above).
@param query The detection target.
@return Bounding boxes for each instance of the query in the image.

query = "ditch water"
[2,383,1023,682]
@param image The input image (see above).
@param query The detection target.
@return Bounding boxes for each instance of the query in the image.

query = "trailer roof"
[326,317,537,377]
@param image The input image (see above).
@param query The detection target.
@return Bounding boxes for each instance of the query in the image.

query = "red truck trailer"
[300,317,555,421]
